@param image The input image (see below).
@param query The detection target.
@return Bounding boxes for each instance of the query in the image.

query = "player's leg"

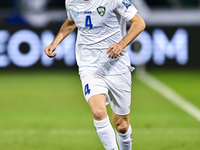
[106,71,132,150]
[88,94,118,150]
[113,112,132,150]
[88,94,107,120]
[80,71,118,149]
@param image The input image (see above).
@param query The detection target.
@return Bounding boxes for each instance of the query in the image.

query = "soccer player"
[44,0,145,149]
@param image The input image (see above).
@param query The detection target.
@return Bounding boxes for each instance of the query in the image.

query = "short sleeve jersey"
[65,0,138,75]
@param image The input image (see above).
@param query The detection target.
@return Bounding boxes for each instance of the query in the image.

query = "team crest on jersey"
[122,0,131,9]
[97,6,106,17]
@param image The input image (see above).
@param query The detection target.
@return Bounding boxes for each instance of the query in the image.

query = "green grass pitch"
[0,69,199,150]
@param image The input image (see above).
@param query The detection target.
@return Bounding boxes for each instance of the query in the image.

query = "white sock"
[116,125,132,150]
[94,116,118,150]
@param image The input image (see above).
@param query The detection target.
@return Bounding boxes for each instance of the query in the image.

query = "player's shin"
[94,116,118,150]
[116,124,132,150]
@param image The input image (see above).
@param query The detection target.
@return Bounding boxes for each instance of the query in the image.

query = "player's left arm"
[107,13,145,59]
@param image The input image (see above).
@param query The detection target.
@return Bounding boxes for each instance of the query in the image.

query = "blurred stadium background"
[0,0,200,150]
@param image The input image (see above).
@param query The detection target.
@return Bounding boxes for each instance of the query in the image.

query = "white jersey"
[65,0,138,75]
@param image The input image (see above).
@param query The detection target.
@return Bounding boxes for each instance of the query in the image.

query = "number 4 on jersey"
[84,83,91,95]
[85,15,93,29]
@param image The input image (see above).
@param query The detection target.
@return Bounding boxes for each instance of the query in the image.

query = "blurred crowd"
[145,0,200,7]
[0,0,64,9]
[0,0,199,9]
[0,0,200,28]
[0,0,66,27]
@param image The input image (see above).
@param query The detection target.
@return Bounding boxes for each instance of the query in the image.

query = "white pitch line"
[0,129,95,135]
[1,128,200,135]
[135,70,200,122]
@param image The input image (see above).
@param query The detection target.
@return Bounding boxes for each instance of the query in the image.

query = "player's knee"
[116,125,129,134]
[115,120,129,134]
[92,109,107,121]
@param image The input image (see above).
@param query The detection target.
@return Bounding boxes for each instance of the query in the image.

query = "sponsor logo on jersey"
[84,11,92,14]
[97,6,106,17]
[72,6,79,18]
[122,0,131,9]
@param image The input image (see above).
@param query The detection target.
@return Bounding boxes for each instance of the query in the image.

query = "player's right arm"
[44,19,76,58]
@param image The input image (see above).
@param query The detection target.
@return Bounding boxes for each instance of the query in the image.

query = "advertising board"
[0,26,199,68]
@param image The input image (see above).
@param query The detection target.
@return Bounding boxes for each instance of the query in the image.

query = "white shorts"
[79,71,132,115]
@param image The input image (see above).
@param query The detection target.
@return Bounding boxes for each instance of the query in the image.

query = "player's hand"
[44,44,57,58]
[107,43,123,59]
